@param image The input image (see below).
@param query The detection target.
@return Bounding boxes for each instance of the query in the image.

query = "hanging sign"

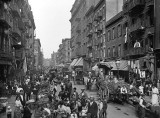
[140,71,145,78]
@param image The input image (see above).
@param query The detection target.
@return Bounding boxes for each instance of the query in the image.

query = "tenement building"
[34,39,43,71]
[122,0,155,84]
[70,0,123,72]
[56,38,71,66]
[0,0,36,83]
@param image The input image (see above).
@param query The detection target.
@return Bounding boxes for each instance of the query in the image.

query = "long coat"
[88,101,98,118]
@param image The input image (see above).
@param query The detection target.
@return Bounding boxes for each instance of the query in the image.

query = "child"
[6,106,12,118]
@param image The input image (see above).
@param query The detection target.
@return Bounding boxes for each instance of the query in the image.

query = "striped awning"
[70,58,78,67]
[111,60,128,71]
[74,57,83,66]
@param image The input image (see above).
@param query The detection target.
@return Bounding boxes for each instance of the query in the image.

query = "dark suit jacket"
[88,101,98,116]
[23,106,32,118]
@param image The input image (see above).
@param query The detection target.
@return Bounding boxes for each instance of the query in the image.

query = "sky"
[28,0,75,58]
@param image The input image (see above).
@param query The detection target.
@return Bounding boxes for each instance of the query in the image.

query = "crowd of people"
[1,68,160,118]
[2,71,108,118]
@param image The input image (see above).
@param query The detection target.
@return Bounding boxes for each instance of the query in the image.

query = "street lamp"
[115,60,120,80]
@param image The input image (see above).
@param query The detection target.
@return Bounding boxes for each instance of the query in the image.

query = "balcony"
[76,24,81,33]
[97,25,103,33]
[129,21,145,37]
[124,47,146,59]
[23,18,32,28]
[128,0,145,14]
[26,33,32,39]
[87,30,93,37]
[10,2,21,17]
[0,10,12,28]
[15,49,23,59]
[97,12,103,21]
[18,19,26,32]
[0,50,13,61]
[87,40,92,48]
[94,16,99,22]
[21,11,27,18]
[75,18,81,22]
[123,0,145,14]
[12,40,23,49]
[123,1,128,14]
[76,35,81,44]
[76,47,82,57]
[12,25,21,38]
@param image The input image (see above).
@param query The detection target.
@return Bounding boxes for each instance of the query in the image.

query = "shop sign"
[140,71,145,78]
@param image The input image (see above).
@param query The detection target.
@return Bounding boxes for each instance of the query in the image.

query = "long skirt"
[14,107,22,118]
[152,94,159,106]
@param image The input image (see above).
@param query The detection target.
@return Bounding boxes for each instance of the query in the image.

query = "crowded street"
[1,0,160,118]
[0,76,138,118]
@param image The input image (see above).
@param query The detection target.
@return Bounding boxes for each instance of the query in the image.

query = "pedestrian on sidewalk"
[6,106,12,118]
[151,84,159,106]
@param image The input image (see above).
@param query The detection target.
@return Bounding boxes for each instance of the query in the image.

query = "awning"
[70,58,78,67]
[92,64,99,71]
[99,61,113,69]
[111,60,128,71]
[74,57,83,66]
[56,63,64,67]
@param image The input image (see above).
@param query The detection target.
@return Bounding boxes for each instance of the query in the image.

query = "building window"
[112,27,115,39]
[103,34,105,44]
[108,48,110,57]
[118,24,122,37]
[118,44,121,57]
[103,48,105,58]
[102,7,105,20]
[113,46,115,57]
[108,30,111,41]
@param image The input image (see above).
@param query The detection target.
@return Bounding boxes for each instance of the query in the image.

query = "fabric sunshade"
[70,58,78,67]
[74,57,83,66]
[111,60,128,71]
[56,63,64,67]
[99,61,113,69]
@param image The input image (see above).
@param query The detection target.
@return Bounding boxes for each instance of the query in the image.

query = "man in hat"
[71,87,79,101]
[79,88,88,99]
[87,96,98,118]
[79,88,88,107]
[120,85,128,102]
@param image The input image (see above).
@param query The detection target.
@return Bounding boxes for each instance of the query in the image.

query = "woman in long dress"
[151,85,159,106]
[14,97,23,118]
